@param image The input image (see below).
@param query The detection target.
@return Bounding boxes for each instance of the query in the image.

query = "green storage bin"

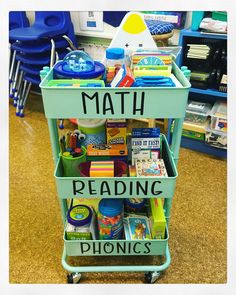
[212,11,227,22]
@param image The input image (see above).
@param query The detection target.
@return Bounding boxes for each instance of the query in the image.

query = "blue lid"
[63,50,95,72]
[54,61,105,79]
[106,48,124,60]
[67,205,93,227]
[99,198,123,217]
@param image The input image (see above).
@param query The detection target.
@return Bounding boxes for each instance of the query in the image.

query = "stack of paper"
[187,44,210,60]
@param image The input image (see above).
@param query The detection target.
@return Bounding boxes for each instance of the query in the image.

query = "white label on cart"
[81,91,145,115]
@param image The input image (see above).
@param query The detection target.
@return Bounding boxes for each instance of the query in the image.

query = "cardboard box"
[87,143,127,156]
[149,198,166,239]
[106,119,127,145]
[135,159,168,177]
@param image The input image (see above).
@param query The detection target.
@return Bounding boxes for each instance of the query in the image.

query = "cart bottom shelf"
[62,243,171,273]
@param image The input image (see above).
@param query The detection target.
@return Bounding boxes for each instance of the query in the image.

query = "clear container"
[105,48,125,85]
[66,205,98,240]
[185,100,212,123]
[98,198,124,240]
[205,126,227,149]
[210,101,227,132]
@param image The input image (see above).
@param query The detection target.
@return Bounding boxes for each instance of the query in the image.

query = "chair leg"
[10,60,21,98]
[16,79,27,116]
[19,82,32,117]
[9,49,16,84]
[13,70,24,107]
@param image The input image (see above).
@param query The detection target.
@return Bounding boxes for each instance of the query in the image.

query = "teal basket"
[63,227,169,256]
[40,62,191,119]
[54,134,178,199]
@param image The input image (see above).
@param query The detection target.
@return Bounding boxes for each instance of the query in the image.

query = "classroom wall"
[26,11,192,43]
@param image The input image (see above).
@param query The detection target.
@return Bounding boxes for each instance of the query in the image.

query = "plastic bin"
[185,100,212,123]
[210,101,227,132]
[205,127,227,149]
[212,11,227,22]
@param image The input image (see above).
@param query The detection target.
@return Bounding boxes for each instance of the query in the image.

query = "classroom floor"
[9,94,227,284]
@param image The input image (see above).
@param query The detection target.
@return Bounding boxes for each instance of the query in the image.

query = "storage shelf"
[190,87,227,98]
[181,136,227,158]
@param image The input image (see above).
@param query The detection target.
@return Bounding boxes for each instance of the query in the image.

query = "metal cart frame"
[40,61,190,283]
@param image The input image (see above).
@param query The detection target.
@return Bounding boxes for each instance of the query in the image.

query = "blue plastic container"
[98,198,124,240]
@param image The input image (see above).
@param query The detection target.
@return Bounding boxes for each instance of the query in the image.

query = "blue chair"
[11,26,76,53]
[16,49,68,65]
[9,11,77,118]
[9,11,29,31]
[9,12,73,41]
[9,12,30,92]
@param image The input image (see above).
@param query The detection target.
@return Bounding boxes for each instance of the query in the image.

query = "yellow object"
[133,69,171,78]
[183,121,207,134]
[90,161,114,177]
[122,13,146,34]
[149,198,166,239]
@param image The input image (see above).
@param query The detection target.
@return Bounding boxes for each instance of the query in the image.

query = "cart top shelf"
[40,62,190,119]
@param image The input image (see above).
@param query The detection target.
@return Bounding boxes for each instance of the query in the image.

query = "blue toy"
[53,50,105,80]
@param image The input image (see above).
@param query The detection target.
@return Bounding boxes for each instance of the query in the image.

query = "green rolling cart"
[40,61,190,284]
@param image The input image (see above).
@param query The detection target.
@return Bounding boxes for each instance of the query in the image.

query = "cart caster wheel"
[67,272,81,284]
[144,271,161,284]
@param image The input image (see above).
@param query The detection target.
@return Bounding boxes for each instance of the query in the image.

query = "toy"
[87,144,127,156]
[134,76,176,87]
[210,101,227,132]
[185,100,212,124]
[127,216,151,240]
[149,198,166,239]
[135,158,168,177]
[110,65,135,87]
[53,50,105,80]
[133,65,171,78]
[65,205,98,240]
[105,48,125,85]
[98,198,124,240]
[47,79,105,87]
[89,161,114,177]
[131,127,161,165]
[77,119,106,147]
[108,12,157,50]
[106,119,127,144]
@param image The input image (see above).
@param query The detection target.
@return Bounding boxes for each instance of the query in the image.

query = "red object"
[117,66,135,87]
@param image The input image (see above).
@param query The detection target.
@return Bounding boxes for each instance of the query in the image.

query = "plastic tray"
[54,134,178,199]
[205,126,227,149]
[63,227,169,256]
[210,101,227,132]
[40,62,191,119]
[185,100,212,123]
